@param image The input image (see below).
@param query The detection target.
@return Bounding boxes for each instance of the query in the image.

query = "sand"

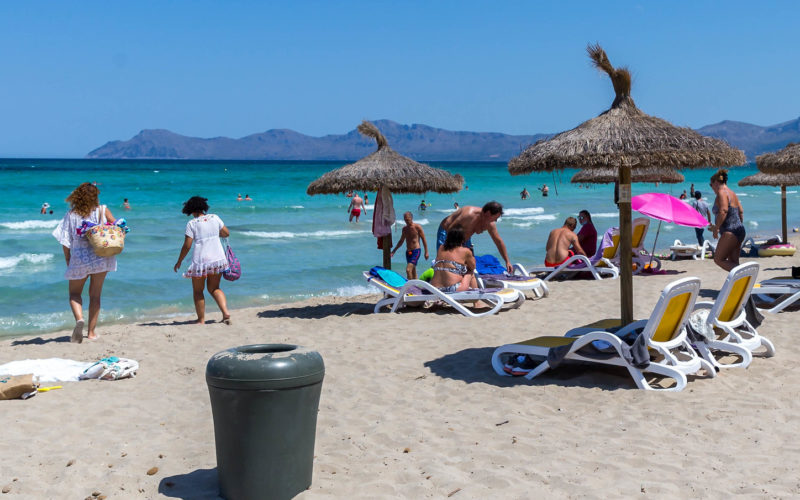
[1,253,800,499]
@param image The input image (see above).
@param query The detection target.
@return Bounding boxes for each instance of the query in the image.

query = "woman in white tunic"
[52,182,117,342]
[174,196,232,325]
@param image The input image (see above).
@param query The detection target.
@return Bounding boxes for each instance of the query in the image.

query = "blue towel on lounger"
[369,266,407,288]
[476,255,506,275]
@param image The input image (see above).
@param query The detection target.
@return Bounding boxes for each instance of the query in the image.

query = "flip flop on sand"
[71,320,85,344]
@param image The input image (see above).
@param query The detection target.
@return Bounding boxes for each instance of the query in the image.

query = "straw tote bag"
[86,205,125,257]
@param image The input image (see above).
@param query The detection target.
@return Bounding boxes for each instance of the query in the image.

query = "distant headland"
[87,117,800,162]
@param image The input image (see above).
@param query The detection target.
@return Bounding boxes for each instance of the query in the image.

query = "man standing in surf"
[347,193,367,222]
[436,201,513,273]
[391,211,429,279]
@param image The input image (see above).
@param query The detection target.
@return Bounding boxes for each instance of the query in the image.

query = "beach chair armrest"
[614,320,649,339]
[512,263,529,276]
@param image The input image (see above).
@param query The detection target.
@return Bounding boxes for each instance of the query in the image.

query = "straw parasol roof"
[306,121,463,195]
[756,143,800,174]
[739,170,800,243]
[571,166,684,184]
[508,45,745,175]
[506,43,745,325]
[738,170,800,187]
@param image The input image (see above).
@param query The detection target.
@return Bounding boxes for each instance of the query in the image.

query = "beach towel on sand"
[0,358,93,383]
[0,357,139,382]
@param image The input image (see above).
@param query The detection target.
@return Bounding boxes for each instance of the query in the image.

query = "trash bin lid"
[206,344,325,390]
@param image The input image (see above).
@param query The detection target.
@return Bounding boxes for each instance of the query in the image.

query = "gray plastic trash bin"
[206,344,325,500]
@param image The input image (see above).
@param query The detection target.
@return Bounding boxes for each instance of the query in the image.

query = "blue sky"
[1,1,798,157]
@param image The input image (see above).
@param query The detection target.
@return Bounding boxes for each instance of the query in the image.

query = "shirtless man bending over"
[436,201,513,273]
[347,193,367,222]
[544,217,586,267]
[391,211,429,279]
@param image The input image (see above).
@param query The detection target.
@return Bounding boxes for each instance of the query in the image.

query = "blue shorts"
[406,248,421,265]
[436,223,473,250]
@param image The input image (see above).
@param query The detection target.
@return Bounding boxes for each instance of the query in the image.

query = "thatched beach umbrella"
[757,143,800,174]
[307,121,463,269]
[738,170,800,243]
[571,166,684,184]
[509,44,745,324]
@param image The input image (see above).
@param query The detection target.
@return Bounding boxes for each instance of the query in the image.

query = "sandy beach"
[2,251,800,499]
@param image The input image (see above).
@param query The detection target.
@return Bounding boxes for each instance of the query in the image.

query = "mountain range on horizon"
[87,117,800,162]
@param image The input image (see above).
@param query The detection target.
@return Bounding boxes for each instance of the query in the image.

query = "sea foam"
[0,253,54,270]
[0,219,59,230]
[241,229,371,239]
[503,207,545,216]
[503,214,558,222]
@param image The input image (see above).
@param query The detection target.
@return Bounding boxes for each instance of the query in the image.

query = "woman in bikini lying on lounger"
[430,225,479,293]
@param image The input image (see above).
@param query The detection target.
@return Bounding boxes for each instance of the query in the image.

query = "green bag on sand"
[0,374,39,400]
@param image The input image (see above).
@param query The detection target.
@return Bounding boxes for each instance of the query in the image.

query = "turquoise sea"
[0,159,788,338]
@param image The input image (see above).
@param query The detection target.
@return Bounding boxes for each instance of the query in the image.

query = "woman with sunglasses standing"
[709,169,746,271]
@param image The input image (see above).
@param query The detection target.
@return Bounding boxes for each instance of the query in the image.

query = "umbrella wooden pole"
[619,164,634,325]
[782,185,788,244]
[382,235,391,269]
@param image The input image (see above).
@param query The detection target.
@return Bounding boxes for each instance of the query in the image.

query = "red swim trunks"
[544,250,574,268]
[351,208,361,217]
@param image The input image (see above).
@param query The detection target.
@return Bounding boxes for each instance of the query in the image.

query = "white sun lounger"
[475,272,549,299]
[363,271,524,318]
[514,254,619,282]
[670,239,715,260]
[491,277,714,391]
[752,276,800,313]
[689,262,773,369]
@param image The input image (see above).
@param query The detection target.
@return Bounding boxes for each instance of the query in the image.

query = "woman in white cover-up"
[174,196,232,325]
[52,182,117,343]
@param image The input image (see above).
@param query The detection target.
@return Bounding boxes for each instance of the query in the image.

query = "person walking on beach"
[544,217,586,267]
[174,196,232,325]
[347,193,367,222]
[391,211,429,279]
[690,190,712,246]
[52,182,117,342]
[576,210,597,256]
[709,169,746,271]
[436,201,513,273]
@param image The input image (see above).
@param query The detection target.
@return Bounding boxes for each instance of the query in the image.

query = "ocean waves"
[502,207,545,216]
[241,229,372,240]
[0,219,59,230]
[0,253,54,270]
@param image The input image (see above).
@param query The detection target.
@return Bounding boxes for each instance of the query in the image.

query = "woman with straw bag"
[174,196,232,325]
[52,182,117,343]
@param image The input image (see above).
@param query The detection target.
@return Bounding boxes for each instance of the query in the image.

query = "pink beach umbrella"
[631,193,709,227]
[631,192,710,266]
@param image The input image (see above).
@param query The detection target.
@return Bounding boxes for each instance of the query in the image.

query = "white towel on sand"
[0,358,93,382]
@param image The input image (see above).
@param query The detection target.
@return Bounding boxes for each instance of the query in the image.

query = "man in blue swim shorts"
[391,211,429,279]
[436,201,513,273]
